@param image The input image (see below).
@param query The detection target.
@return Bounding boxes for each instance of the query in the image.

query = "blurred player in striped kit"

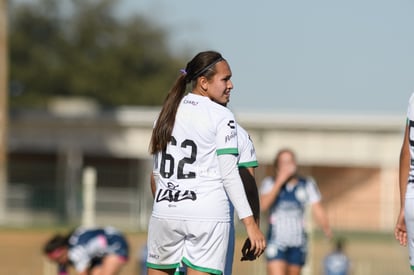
[260,148,332,275]
[43,226,129,275]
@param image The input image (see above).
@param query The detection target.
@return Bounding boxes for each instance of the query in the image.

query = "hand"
[275,167,296,187]
[395,211,407,246]
[240,238,257,261]
[275,174,294,188]
[242,217,266,259]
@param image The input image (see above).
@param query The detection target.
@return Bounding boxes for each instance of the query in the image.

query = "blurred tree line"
[9,0,187,109]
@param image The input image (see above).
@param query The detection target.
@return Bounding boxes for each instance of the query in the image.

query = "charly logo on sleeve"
[227,120,235,129]
[156,182,197,203]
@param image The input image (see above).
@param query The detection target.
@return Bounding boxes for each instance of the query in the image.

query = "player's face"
[206,61,233,105]
[48,247,69,265]
[277,151,297,175]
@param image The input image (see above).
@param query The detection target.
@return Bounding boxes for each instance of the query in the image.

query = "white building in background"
[6,105,405,232]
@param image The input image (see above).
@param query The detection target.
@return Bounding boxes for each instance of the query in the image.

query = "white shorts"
[405,197,414,270]
[146,216,230,274]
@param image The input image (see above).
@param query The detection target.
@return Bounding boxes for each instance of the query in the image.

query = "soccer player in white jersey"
[147,51,265,275]
[395,92,414,272]
[260,148,331,275]
[155,123,261,275]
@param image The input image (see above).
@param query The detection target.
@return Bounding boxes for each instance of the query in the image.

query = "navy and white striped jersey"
[68,226,127,272]
[260,176,321,248]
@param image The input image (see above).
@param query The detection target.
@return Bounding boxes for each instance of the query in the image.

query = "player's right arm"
[395,122,410,246]
[260,168,293,212]
[239,166,264,261]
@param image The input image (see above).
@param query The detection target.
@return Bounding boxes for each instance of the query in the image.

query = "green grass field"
[0,228,411,275]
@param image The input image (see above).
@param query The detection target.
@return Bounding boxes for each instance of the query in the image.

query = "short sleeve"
[305,177,321,204]
[237,124,258,168]
[215,111,238,156]
[260,176,274,195]
[407,92,414,121]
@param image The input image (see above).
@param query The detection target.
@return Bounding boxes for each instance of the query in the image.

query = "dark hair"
[43,234,70,254]
[273,148,296,172]
[149,51,225,154]
[334,237,346,251]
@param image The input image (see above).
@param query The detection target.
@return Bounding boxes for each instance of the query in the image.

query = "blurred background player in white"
[260,148,332,275]
[43,226,129,275]
[395,92,414,272]
[147,50,265,275]
[323,238,350,275]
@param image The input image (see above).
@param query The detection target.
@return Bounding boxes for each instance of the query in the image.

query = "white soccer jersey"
[152,93,240,222]
[237,124,258,169]
[406,92,414,198]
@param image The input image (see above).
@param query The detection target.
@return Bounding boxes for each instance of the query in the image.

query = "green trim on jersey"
[182,257,222,275]
[411,264,414,271]
[147,262,180,270]
[238,160,259,168]
[216,147,238,156]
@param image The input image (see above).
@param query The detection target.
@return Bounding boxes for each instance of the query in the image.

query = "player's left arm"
[239,167,260,224]
[239,166,263,261]
[311,201,332,239]
[395,122,410,246]
[307,177,332,239]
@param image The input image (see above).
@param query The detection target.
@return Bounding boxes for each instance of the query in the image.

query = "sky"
[117,0,414,116]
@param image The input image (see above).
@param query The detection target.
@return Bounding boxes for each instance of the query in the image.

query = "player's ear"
[199,76,209,91]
